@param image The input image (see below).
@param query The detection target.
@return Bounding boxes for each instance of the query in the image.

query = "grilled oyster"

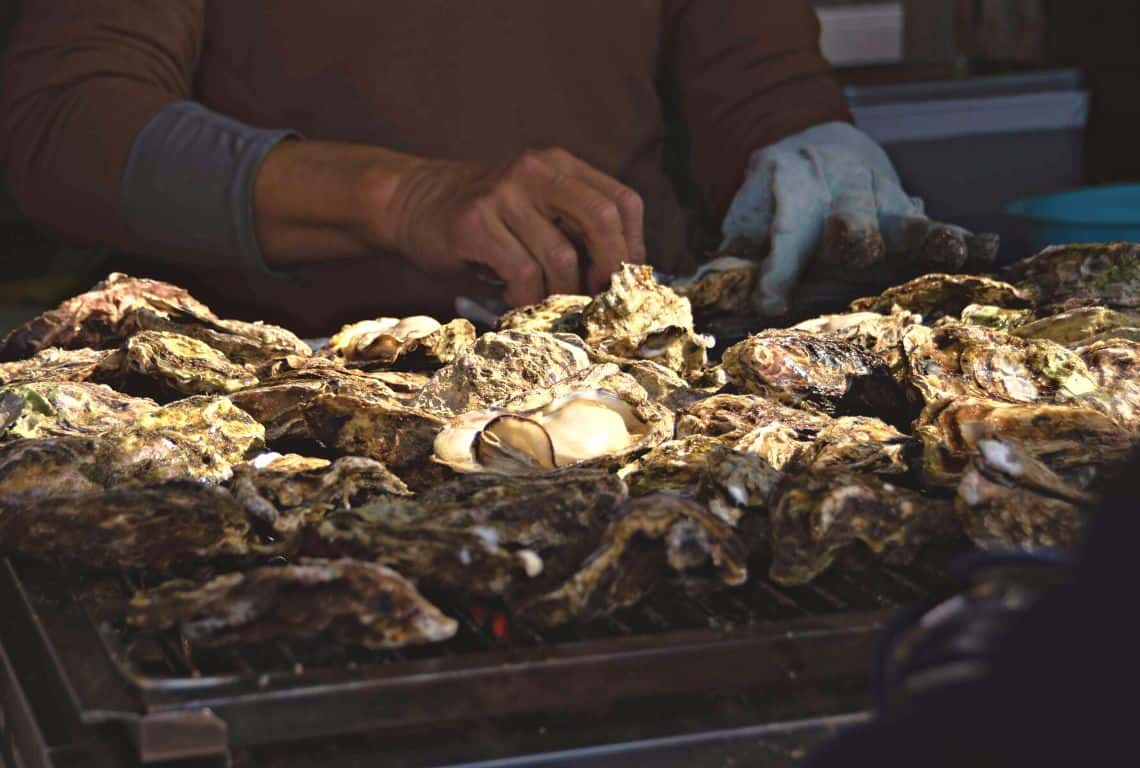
[325,316,475,371]
[0,347,117,385]
[230,453,410,533]
[899,323,1097,409]
[1005,242,1140,313]
[849,273,1032,321]
[0,382,158,441]
[769,471,956,585]
[955,438,1097,551]
[229,356,397,442]
[721,330,901,419]
[958,304,1034,333]
[1076,339,1140,431]
[127,559,457,649]
[916,397,1133,491]
[676,393,830,444]
[497,294,591,334]
[0,482,253,572]
[518,494,749,627]
[671,255,759,317]
[303,390,446,473]
[96,330,258,400]
[413,330,590,415]
[787,416,912,478]
[306,469,626,599]
[434,371,672,475]
[618,436,722,497]
[792,308,921,374]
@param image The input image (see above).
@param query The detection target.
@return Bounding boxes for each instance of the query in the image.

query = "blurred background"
[0,0,1138,327]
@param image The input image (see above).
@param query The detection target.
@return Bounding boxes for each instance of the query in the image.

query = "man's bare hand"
[381,149,646,307]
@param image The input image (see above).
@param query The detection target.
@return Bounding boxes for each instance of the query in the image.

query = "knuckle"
[515,259,541,285]
[456,205,486,237]
[547,246,578,272]
[617,188,644,217]
[516,150,549,177]
[590,201,622,229]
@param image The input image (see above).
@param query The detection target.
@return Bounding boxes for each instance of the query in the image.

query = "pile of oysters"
[1,243,1137,652]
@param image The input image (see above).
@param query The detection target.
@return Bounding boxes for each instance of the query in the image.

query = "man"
[1,1,980,335]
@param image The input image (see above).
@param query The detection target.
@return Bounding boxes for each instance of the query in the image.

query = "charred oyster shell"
[1005,242,1140,313]
[849,273,1032,321]
[0,382,157,441]
[325,316,475,371]
[769,471,956,586]
[127,559,457,649]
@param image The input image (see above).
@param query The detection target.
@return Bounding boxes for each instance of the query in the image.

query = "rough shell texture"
[849,273,1032,320]
[517,494,749,627]
[721,330,901,418]
[899,323,1097,409]
[916,397,1133,491]
[671,255,758,317]
[127,559,457,649]
[1076,339,1140,431]
[413,330,590,415]
[1013,307,1140,348]
[326,316,475,371]
[787,416,912,478]
[696,445,782,528]
[676,393,830,445]
[1004,242,1140,313]
[0,482,253,572]
[958,304,1035,333]
[583,264,694,341]
[0,382,158,441]
[618,436,722,497]
[955,439,1096,551]
[497,295,591,334]
[769,470,956,586]
[303,391,445,472]
[0,347,117,385]
[306,469,627,599]
[792,308,921,374]
[589,325,711,380]
[98,330,258,400]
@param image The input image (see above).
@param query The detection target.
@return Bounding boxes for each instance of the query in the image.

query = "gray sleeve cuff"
[119,101,300,274]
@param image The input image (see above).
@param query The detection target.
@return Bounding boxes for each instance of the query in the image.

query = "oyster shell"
[1013,307,1140,348]
[787,416,912,478]
[676,393,830,444]
[899,323,1097,409]
[0,382,158,441]
[849,273,1032,321]
[671,255,759,317]
[955,438,1097,551]
[721,330,901,418]
[1076,339,1140,431]
[768,471,956,586]
[434,371,673,475]
[413,330,590,415]
[518,494,749,627]
[0,347,117,385]
[791,308,921,374]
[497,295,591,334]
[1005,242,1140,313]
[303,390,446,472]
[618,436,722,497]
[230,453,410,533]
[958,304,1035,333]
[127,559,457,650]
[916,397,1134,491]
[696,444,782,527]
[305,469,626,599]
[97,330,258,400]
[0,482,253,572]
[325,316,475,371]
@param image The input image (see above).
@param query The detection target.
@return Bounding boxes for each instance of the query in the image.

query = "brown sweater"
[1,0,849,333]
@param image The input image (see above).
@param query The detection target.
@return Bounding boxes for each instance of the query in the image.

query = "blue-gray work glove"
[721,122,998,316]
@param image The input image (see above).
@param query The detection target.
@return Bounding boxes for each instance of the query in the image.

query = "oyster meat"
[1076,339,1140,431]
[325,316,475,371]
[518,494,749,627]
[849,273,1032,321]
[0,347,118,385]
[0,382,157,441]
[1005,242,1140,313]
[306,469,626,599]
[956,438,1097,551]
[127,558,457,649]
[97,330,258,400]
[916,397,1134,491]
[0,482,253,572]
[899,323,1097,409]
[230,453,410,534]
[413,330,590,415]
[497,295,591,334]
[769,470,956,586]
[721,330,901,419]
[434,371,672,475]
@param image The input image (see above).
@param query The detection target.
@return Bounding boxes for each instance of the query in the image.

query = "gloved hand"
[721,122,999,316]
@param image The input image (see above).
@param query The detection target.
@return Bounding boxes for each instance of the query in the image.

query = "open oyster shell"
[413,330,590,415]
[0,382,158,441]
[849,273,1032,321]
[434,372,673,475]
[127,558,457,650]
[769,470,956,586]
[1004,242,1140,313]
[98,330,258,400]
[325,316,475,371]
[955,438,1097,551]
[916,397,1133,491]
[0,347,118,385]
[722,330,901,419]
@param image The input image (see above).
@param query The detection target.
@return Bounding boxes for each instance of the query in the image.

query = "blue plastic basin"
[1007,184,1140,253]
